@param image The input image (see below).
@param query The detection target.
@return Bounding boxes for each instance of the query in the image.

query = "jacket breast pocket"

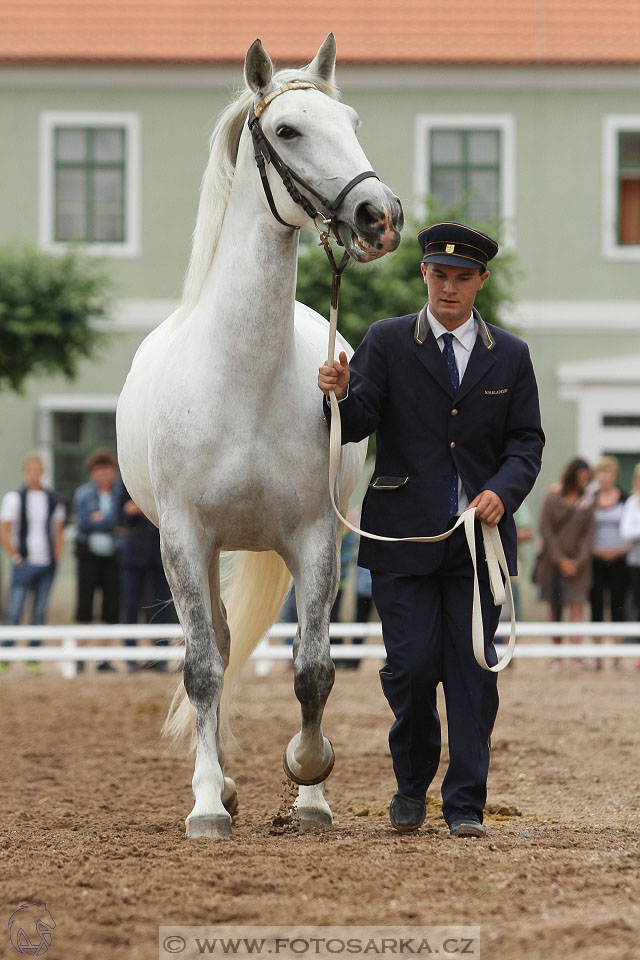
[369,476,410,490]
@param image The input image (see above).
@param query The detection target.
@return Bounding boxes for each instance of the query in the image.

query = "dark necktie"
[442,333,459,517]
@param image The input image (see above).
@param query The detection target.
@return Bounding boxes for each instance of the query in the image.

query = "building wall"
[1,64,639,617]
[2,65,640,301]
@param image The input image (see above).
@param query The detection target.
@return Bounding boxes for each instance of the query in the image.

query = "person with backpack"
[0,454,65,675]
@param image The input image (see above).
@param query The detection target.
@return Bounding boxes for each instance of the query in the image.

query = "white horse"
[116,34,403,838]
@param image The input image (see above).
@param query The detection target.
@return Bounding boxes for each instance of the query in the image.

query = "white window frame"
[414,113,516,248]
[39,111,141,257]
[602,115,640,261]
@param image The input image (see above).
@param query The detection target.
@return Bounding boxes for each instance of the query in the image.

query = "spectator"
[330,520,359,669]
[619,462,640,670]
[514,501,534,615]
[501,500,534,624]
[589,456,628,670]
[116,482,178,673]
[0,455,65,675]
[534,458,595,669]
[73,449,120,672]
[330,510,376,670]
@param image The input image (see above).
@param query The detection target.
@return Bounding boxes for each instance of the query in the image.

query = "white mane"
[181,68,339,313]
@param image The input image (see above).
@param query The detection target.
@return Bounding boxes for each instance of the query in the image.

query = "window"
[617,132,640,245]
[603,116,640,259]
[415,114,515,242]
[37,397,119,509]
[40,112,140,256]
[430,129,500,223]
[53,410,117,508]
[54,127,126,243]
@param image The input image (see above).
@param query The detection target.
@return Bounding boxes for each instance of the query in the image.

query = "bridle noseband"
[247,79,380,240]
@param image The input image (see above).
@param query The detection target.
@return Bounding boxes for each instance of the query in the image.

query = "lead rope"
[319,235,517,672]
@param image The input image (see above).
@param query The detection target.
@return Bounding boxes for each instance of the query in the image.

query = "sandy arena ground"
[0,654,638,960]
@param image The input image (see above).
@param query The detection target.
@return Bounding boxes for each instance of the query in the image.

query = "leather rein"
[248,80,516,672]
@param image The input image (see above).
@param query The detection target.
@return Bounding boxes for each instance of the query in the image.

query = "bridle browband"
[247,79,380,239]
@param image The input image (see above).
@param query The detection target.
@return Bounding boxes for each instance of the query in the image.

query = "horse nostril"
[392,197,404,230]
[354,201,382,233]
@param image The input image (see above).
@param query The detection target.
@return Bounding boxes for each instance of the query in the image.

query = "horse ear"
[306,33,337,84]
[244,39,274,93]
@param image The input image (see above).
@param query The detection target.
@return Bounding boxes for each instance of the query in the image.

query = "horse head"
[244,34,404,262]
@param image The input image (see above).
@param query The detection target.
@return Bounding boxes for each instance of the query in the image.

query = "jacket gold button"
[450,441,456,449]
[451,408,458,416]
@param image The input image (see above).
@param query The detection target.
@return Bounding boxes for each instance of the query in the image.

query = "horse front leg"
[161,520,231,839]
[283,525,337,794]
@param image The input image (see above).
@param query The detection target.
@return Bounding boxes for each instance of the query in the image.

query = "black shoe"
[449,817,486,838]
[96,661,117,672]
[389,791,426,833]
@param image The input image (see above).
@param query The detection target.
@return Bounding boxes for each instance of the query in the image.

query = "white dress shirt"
[427,307,477,380]
[427,307,478,513]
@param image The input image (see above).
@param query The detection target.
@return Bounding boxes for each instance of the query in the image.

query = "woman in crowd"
[589,456,628,668]
[534,458,595,668]
[620,462,640,670]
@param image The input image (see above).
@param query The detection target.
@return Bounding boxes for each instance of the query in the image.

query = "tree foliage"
[296,211,519,351]
[0,242,111,393]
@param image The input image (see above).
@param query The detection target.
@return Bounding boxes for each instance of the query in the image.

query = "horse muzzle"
[337,194,404,262]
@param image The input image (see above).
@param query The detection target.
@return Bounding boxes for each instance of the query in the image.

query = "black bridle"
[247,80,379,239]
[247,79,380,304]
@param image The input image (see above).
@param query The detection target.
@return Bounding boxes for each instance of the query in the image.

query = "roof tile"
[2,0,640,65]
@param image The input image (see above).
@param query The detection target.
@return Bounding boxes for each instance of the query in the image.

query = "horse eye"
[276,125,299,140]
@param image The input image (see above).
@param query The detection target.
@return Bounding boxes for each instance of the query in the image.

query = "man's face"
[23,458,44,488]
[421,262,488,329]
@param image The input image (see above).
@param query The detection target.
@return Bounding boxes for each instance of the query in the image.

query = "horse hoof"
[222,777,238,818]
[282,740,335,786]
[223,790,238,818]
[186,814,232,839]
[293,808,333,830]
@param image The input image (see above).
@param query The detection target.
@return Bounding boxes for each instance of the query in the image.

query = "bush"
[0,242,111,392]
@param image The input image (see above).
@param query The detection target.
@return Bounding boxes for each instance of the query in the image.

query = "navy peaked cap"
[418,221,498,270]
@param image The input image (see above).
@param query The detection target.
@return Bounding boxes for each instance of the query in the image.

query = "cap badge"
[446,243,455,254]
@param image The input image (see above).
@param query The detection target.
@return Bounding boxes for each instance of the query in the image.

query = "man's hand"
[318,350,350,400]
[467,490,505,526]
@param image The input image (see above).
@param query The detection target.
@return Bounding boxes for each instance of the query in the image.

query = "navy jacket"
[115,481,164,570]
[325,307,544,575]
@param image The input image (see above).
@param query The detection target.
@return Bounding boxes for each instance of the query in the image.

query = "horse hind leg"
[161,521,231,838]
[208,553,237,820]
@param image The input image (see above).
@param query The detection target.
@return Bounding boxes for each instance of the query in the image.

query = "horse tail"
[162,550,292,752]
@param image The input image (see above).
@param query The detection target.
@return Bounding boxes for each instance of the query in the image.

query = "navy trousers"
[371,523,500,826]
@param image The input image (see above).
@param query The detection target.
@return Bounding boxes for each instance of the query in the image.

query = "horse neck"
[194,147,300,367]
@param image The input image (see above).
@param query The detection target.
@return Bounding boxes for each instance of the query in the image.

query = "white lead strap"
[326,298,517,673]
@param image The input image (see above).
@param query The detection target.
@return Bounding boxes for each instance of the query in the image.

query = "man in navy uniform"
[318,222,544,837]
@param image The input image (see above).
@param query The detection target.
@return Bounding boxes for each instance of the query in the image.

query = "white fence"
[0,622,639,678]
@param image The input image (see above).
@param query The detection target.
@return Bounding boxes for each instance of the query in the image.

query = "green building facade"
[1,62,639,613]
